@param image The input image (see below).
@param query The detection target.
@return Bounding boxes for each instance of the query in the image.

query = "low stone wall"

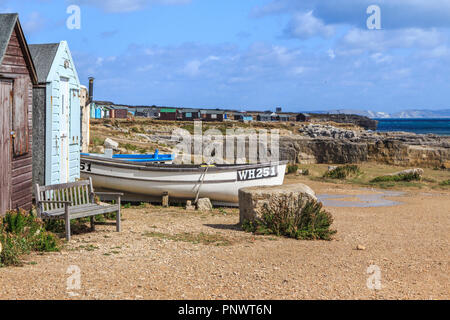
[238,184,317,225]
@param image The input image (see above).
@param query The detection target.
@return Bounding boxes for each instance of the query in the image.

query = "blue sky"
[1,0,450,112]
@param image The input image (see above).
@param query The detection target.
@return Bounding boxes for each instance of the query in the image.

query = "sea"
[375,118,450,136]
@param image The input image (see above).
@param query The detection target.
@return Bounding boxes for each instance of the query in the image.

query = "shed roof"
[0,13,37,84]
[201,110,225,114]
[29,43,59,83]
[0,13,18,64]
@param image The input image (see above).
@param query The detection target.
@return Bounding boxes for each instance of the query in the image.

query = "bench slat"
[37,180,91,192]
[71,206,119,219]
[42,204,119,219]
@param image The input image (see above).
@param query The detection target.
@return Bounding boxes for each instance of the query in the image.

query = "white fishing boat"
[80,155,287,206]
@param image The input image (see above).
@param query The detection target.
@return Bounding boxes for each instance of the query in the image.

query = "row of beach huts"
[90,102,312,123]
[0,13,93,215]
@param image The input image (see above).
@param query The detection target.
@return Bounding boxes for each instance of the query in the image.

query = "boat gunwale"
[81,155,288,172]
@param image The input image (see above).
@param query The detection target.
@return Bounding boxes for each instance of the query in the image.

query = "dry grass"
[292,163,450,190]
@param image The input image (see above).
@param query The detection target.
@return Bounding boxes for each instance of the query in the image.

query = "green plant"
[91,136,105,146]
[122,203,132,209]
[323,165,361,179]
[287,164,299,174]
[0,210,61,267]
[242,195,336,240]
[439,179,450,186]
[370,172,421,183]
[119,143,139,151]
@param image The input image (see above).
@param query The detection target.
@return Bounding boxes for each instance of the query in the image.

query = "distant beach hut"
[200,110,224,122]
[0,13,38,214]
[297,113,311,122]
[257,113,272,122]
[160,108,178,121]
[29,41,81,186]
[181,109,201,121]
[277,114,290,122]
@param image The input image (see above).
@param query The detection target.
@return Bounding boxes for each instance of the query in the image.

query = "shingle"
[29,43,59,83]
[0,13,18,65]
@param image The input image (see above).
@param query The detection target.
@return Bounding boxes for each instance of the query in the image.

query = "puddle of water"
[317,191,405,208]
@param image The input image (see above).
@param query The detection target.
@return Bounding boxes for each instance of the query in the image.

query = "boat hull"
[80,156,287,205]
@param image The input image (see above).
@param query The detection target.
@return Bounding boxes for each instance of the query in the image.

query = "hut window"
[12,77,29,157]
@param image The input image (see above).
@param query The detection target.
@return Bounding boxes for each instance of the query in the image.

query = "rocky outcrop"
[308,114,378,130]
[279,125,450,168]
[239,184,317,224]
[389,168,424,177]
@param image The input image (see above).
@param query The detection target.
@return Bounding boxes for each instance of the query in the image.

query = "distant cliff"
[279,124,449,168]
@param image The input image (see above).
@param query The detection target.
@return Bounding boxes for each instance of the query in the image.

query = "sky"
[1,0,450,112]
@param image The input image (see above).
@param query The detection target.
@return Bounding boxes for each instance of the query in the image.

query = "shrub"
[323,165,361,179]
[120,143,138,151]
[242,195,336,240]
[91,136,104,146]
[0,209,61,267]
[370,172,421,183]
[287,164,299,174]
[439,179,450,186]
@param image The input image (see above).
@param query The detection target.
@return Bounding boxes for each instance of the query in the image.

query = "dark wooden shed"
[200,110,224,122]
[181,109,200,121]
[160,108,178,121]
[0,13,38,215]
[297,113,311,122]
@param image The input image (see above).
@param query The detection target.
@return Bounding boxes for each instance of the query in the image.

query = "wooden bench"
[35,178,123,241]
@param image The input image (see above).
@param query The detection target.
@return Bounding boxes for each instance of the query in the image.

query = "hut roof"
[0,13,18,64]
[0,13,37,84]
[29,43,59,83]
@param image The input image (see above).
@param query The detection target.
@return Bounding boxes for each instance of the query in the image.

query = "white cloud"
[328,49,336,60]
[339,28,445,53]
[73,0,191,13]
[253,0,450,29]
[183,60,202,77]
[285,11,335,39]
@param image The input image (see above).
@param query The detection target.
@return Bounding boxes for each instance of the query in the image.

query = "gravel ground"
[0,180,448,300]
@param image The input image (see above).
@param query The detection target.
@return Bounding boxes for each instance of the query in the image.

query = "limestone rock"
[389,168,424,177]
[196,198,213,211]
[185,200,195,211]
[104,138,119,150]
[239,184,317,224]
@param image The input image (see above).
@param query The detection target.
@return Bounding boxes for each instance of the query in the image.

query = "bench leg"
[116,196,121,232]
[90,216,95,231]
[64,205,71,241]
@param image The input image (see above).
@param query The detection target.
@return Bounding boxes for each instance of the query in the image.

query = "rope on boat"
[194,164,215,204]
